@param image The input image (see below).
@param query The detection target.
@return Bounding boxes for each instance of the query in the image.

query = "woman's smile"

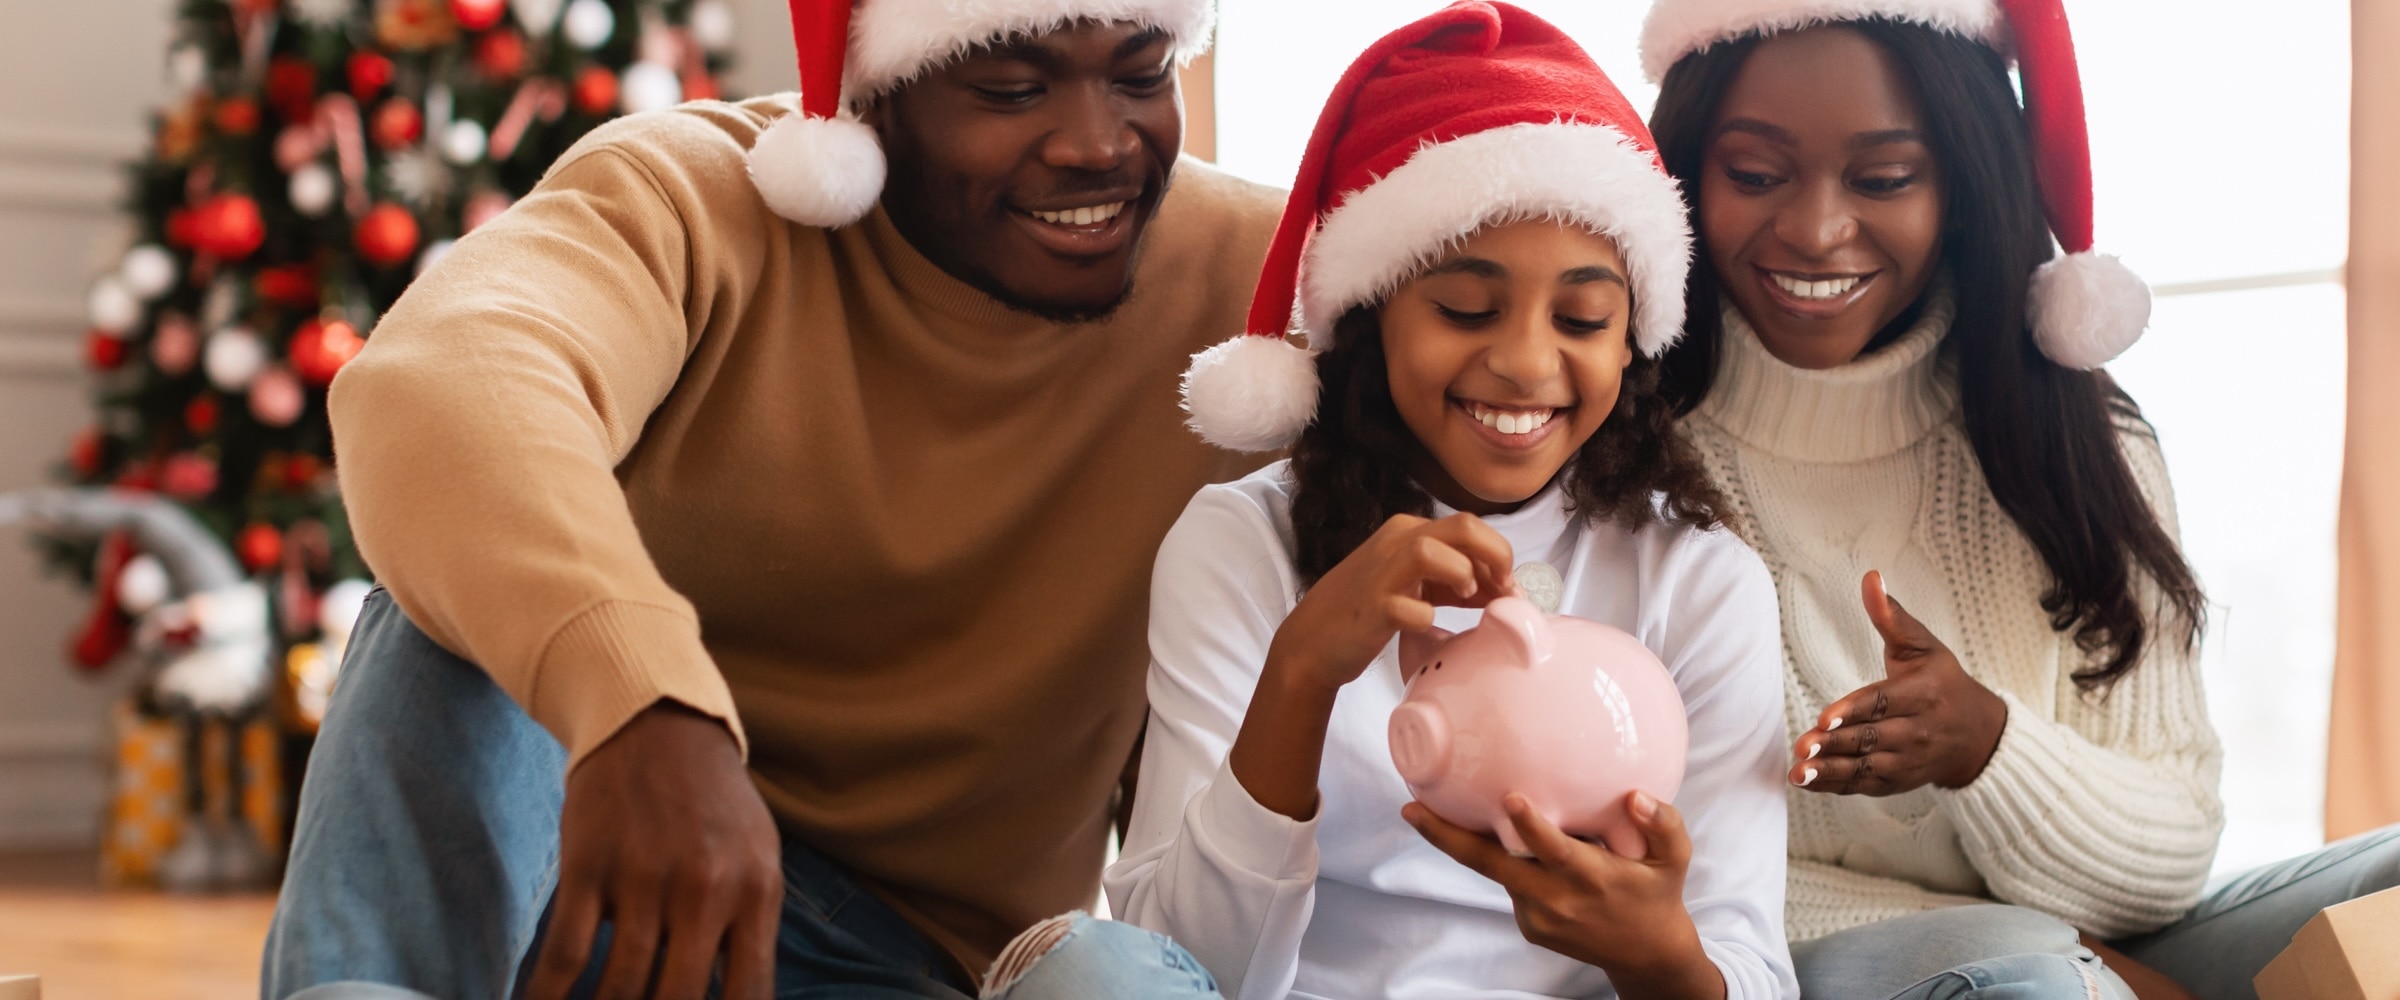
[1451,397,1573,451]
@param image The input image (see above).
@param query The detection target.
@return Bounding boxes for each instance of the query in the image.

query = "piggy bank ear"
[1483,597,1555,666]
[1398,626,1454,682]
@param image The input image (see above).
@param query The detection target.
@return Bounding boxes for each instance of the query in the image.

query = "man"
[259,0,1282,996]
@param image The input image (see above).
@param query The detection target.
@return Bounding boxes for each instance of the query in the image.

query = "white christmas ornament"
[442,119,489,165]
[621,62,684,114]
[688,0,735,53]
[289,163,337,217]
[416,238,457,277]
[510,0,564,35]
[121,244,181,300]
[168,45,208,92]
[289,0,353,29]
[204,327,268,391]
[88,277,143,335]
[117,554,173,614]
[562,0,615,50]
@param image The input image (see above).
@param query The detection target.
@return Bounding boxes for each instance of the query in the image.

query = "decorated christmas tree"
[45,0,737,715]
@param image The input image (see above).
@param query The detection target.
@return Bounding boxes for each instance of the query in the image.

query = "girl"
[1639,1,2400,997]
[1107,4,1797,998]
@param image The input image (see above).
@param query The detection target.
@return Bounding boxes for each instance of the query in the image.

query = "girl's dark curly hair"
[1288,302,1729,585]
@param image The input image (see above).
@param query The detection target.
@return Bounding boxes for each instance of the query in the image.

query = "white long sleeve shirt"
[1682,300,2224,941]
[1106,464,1799,1000]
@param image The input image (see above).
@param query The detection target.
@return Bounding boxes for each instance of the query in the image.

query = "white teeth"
[1771,272,1864,300]
[1466,403,1555,435]
[1031,202,1126,226]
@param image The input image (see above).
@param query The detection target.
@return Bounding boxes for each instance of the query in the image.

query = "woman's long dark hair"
[1649,19,2204,689]
[1288,304,1729,585]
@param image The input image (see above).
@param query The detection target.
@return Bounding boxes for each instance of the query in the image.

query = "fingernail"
[1806,743,1822,760]
[1827,717,1844,732]
[1795,767,1818,787]
[1629,790,1657,819]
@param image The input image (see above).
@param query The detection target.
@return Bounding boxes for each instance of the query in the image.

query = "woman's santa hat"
[1182,1,1692,453]
[1640,0,2148,370]
[749,0,1215,228]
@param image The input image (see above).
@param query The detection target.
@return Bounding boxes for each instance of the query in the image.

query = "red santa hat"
[1639,0,2148,370]
[1181,1,1692,453]
[749,0,1216,228]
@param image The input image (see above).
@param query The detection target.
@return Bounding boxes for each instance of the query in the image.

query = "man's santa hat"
[1640,0,2147,370]
[748,0,1215,228]
[1181,1,1692,453]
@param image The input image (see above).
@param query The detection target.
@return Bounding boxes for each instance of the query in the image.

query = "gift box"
[2253,885,2400,999]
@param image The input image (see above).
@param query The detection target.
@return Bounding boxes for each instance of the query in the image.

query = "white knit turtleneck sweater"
[1679,299,2225,942]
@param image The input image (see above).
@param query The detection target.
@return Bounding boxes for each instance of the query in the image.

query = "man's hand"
[523,701,783,1000]
[1788,571,2009,796]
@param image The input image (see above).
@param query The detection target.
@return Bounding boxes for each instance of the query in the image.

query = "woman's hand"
[1789,571,2008,795]
[1268,512,1516,690]
[1232,512,1516,821]
[1406,793,1726,1000]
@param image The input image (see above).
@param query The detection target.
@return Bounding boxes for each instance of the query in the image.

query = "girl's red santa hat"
[1640,0,2148,370]
[749,0,1215,228]
[1182,1,1693,453]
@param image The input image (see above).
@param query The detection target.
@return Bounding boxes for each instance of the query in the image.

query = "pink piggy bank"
[1388,596,1687,858]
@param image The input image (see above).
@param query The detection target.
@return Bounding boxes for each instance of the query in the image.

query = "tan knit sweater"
[328,96,1282,970]
[1680,299,2225,942]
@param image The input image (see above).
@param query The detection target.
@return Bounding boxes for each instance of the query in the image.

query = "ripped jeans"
[262,590,1217,1000]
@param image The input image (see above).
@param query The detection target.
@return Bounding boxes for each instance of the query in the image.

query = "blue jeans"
[2116,825,2400,1000]
[262,590,1218,1000]
[1793,905,2134,999]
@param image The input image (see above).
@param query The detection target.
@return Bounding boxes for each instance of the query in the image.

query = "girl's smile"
[1452,397,1571,450]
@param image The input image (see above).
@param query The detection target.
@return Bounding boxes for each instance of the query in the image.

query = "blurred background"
[0,0,2387,995]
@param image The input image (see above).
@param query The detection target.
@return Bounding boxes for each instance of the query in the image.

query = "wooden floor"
[0,850,276,1000]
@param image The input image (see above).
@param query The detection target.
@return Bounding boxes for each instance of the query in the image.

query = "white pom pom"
[2029,251,2151,370]
[117,554,173,614]
[1180,335,1320,453]
[747,114,886,227]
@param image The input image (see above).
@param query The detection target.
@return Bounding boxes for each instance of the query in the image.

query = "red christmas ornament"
[237,523,285,572]
[372,97,424,149]
[184,394,221,435]
[475,29,528,79]
[348,52,396,102]
[683,73,720,103]
[451,0,505,31]
[161,452,219,500]
[355,204,422,267]
[68,427,104,479]
[266,56,319,122]
[573,65,619,114]
[213,96,262,136]
[193,194,267,260]
[282,453,324,492]
[289,318,368,385]
[85,330,128,370]
[255,263,320,308]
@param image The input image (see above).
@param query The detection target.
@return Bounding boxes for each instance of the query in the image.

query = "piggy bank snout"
[1388,702,1452,787]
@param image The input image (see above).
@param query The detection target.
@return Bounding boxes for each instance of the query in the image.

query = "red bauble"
[355,204,422,267]
[282,453,324,492]
[372,97,424,149]
[348,52,396,101]
[193,194,267,260]
[255,263,320,308]
[86,330,128,370]
[266,57,318,122]
[451,0,505,31]
[237,523,285,572]
[213,96,261,136]
[161,452,219,500]
[475,29,527,79]
[683,73,720,103]
[289,318,367,385]
[573,65,619,114]
[68,427,104,479]
[184,394,221,435]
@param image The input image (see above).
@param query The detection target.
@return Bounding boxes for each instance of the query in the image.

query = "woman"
[1639,1,2400,997]
[1108,5,1796,997]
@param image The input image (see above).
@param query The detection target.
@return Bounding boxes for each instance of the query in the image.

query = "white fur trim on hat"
[1638,0,2002,81]
[1181,334,1320,453]
[846,0,1216,103]
[748,112,888,226]
[2028,250,2149,370]
[1300,121,1694,357]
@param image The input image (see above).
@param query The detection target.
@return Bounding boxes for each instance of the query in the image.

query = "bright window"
[1212,0,2352,877]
